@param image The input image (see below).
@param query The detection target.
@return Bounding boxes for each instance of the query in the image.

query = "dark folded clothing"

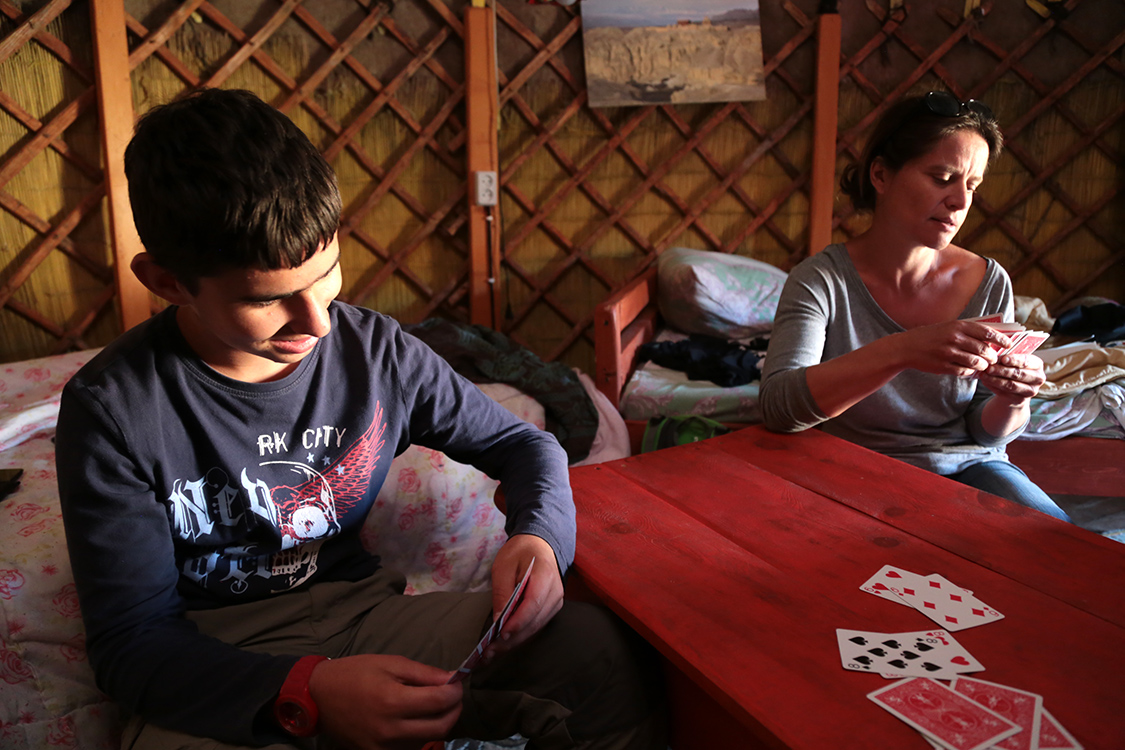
[404,319,599,463]
[638,334,767,388]
[1053,302,1125,344]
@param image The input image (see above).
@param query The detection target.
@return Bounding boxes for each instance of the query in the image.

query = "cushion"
[656,247,787,340]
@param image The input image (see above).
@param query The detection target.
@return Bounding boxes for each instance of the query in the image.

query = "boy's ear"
[131,253,193,305]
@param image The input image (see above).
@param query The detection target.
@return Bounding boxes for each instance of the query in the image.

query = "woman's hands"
[806,319,1010,420]
[895,319,1010,378]
[977,352,1046,404]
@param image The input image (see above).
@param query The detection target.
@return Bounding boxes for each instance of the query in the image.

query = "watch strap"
[274,655,329,737]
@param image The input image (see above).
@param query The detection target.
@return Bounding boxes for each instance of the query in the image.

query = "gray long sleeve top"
[759,243,1023,475]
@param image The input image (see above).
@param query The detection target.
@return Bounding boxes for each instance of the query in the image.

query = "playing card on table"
[868,677,1020,750]
[860,565,931,607]
[861,565,1002,631]
[893,576,1004,632]
[860,566,973,607]
[836,628,984,680]
[1038,708,1084,750]
[951,677,1042,750]
[447,557,535,683]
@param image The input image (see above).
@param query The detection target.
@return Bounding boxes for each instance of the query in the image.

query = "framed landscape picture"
[582,0,765,108]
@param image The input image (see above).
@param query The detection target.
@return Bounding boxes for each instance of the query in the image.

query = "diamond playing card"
[861,565,1002,631]
[893,576,1004,632]
[836,628,984,680]
[868,677,1020,750]
[447,557,535,683]
[951,677,1043,750]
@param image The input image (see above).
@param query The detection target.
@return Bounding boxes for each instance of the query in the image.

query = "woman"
[759,91,1069,521]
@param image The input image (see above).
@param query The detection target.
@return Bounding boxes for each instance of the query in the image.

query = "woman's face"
[870,129,991,251]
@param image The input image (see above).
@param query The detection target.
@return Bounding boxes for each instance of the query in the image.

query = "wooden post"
[91,0,147,330]
[464,0,501,328]
[808,9,841,257]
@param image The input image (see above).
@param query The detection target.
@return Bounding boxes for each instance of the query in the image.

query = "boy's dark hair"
[839,93,1003,213]
[124,88,342,290]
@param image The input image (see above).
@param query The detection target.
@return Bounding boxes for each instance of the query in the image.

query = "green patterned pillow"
[657,247,787,340]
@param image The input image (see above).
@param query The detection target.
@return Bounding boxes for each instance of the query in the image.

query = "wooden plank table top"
[568,426,1125,750]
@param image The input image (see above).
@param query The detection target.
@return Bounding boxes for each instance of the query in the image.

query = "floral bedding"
[0,351,543,747]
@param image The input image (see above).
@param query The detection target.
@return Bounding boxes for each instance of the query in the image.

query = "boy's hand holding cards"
[966,314,1050,357]
[447,557,535,684]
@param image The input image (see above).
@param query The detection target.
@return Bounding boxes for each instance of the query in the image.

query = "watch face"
[277,698,315,733]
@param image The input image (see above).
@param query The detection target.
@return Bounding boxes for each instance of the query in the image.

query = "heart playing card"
[860,566,973,608]
[836,628,984,680]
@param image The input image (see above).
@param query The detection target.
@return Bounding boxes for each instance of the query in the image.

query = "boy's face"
[174,237,343,382]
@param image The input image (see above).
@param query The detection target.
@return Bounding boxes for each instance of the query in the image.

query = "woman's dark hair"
[839,93,1004,213]
[124,88,342,291]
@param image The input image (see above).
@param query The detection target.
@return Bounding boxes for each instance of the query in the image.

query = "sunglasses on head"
[924,91,995,121]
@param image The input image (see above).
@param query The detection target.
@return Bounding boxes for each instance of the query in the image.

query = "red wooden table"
[568,426,1125,749]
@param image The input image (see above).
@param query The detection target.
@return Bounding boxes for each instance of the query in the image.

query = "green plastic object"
[640,415,731,453]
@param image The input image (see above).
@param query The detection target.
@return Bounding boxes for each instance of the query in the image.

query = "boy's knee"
[527,601,664,738]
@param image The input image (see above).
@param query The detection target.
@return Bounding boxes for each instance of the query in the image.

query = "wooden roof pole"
[465,0,501,328]
[808,3,841,257]
[91,0,147,330]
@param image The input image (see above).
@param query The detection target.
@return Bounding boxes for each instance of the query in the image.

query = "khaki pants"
[122,569,664,750]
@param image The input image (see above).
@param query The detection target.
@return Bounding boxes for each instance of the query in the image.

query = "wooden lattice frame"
[493,1,824,368]
[0,0,116,355]
[830,0,1124,313]
[1,0,1121,368]
[123,0,475,318]
[1,0,483,363]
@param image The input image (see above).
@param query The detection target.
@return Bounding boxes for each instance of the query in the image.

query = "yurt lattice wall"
[1,0,1122,373]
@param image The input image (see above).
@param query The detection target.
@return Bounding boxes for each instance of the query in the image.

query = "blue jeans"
[945,460,1072,522]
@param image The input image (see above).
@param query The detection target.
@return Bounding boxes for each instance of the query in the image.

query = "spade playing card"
[836,628,984,680]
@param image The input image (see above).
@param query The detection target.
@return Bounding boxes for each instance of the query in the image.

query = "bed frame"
[593,269,1125,499]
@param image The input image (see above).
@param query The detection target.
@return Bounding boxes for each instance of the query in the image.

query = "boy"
[56,88,662,749]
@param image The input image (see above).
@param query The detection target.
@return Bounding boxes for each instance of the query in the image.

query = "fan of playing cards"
[841,565,1083,750]
[967,314,1050,358]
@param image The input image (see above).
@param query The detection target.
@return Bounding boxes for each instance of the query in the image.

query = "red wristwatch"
[274,655,329,737]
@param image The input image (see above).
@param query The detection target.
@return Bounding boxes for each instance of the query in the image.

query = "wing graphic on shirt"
[267,403,388,543]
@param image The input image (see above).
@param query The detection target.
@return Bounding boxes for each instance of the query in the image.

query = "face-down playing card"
[868,677,1020,750]
[836,628,984,680]
[950,677,1043,750]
